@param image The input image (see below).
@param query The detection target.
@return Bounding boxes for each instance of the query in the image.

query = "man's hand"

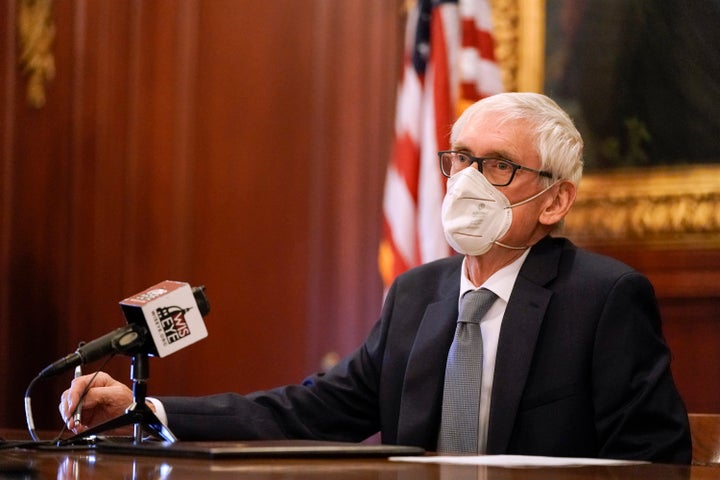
[59,371,144,434]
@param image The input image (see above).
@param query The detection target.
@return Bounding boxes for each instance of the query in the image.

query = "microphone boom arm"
[38,324,147,379]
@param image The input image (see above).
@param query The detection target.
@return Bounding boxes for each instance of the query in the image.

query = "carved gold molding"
[489,0,545,92]
[488,0,519,91]
[17,0,56,108]
[560,166,720,248]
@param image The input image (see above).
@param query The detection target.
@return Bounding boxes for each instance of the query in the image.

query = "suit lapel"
[396,268,460,447]
[486,236,561,453]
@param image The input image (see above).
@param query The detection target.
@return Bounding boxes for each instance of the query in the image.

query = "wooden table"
[1,431,717,479]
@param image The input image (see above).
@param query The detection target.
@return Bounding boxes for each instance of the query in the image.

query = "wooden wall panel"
[171,0,318,393]
[2,0,81,429]
[303,1,401,368]
[0,1,12,426]
[0,0,402,430]
[662,298,720,413]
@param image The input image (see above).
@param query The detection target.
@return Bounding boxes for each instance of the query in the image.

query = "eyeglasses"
[438,150,554,186]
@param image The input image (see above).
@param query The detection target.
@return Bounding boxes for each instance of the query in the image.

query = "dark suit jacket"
[160,236,691,463]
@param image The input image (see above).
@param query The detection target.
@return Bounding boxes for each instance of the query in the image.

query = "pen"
[73,365,83,425]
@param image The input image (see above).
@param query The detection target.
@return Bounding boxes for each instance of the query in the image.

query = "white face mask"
[441,167,555,256]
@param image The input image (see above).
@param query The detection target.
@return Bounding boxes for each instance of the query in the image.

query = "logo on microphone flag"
[120,280,208,357]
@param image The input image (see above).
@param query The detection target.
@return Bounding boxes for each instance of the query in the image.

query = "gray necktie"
[437,288,497,454]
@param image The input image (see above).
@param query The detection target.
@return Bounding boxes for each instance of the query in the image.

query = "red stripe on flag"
[392,133,421,203]
[431,11,454,152]
[380,219,413,287]
[461,18,496,61]
[460,83,480,102]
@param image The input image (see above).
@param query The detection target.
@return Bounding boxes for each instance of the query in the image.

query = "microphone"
[38,281,210,378]
[38,325,147,378]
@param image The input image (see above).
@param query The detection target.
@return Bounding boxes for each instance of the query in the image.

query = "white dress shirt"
[458,249,530,453]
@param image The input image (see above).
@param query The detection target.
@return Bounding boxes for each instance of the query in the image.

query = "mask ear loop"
[494,180,561,251]
[507,180,560,208]
[493,240,528,250]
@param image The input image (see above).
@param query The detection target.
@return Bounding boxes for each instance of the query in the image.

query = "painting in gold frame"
[496,0,720,249]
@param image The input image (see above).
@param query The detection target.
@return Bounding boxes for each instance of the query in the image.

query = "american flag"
[379,0,503,288]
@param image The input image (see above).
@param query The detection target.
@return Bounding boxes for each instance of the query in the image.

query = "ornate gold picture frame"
[493,0,720,249]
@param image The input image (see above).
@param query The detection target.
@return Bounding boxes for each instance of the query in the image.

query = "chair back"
[689,413,720,465]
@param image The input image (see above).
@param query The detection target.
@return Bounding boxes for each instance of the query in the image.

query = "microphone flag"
[120,280,208,358]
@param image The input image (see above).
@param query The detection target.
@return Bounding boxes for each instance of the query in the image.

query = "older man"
[61,92,691,463]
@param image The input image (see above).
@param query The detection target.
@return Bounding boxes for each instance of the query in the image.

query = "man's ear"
[539,180,577,226]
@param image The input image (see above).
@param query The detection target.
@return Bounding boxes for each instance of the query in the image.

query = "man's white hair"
[451,92,584,187]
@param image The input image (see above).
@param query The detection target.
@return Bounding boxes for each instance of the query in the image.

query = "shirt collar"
[459,249,531,304]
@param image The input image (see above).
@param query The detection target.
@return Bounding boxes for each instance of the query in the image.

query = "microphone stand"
[62,353,177,446]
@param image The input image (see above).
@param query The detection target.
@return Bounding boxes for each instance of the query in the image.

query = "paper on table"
[389,455,649,468]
